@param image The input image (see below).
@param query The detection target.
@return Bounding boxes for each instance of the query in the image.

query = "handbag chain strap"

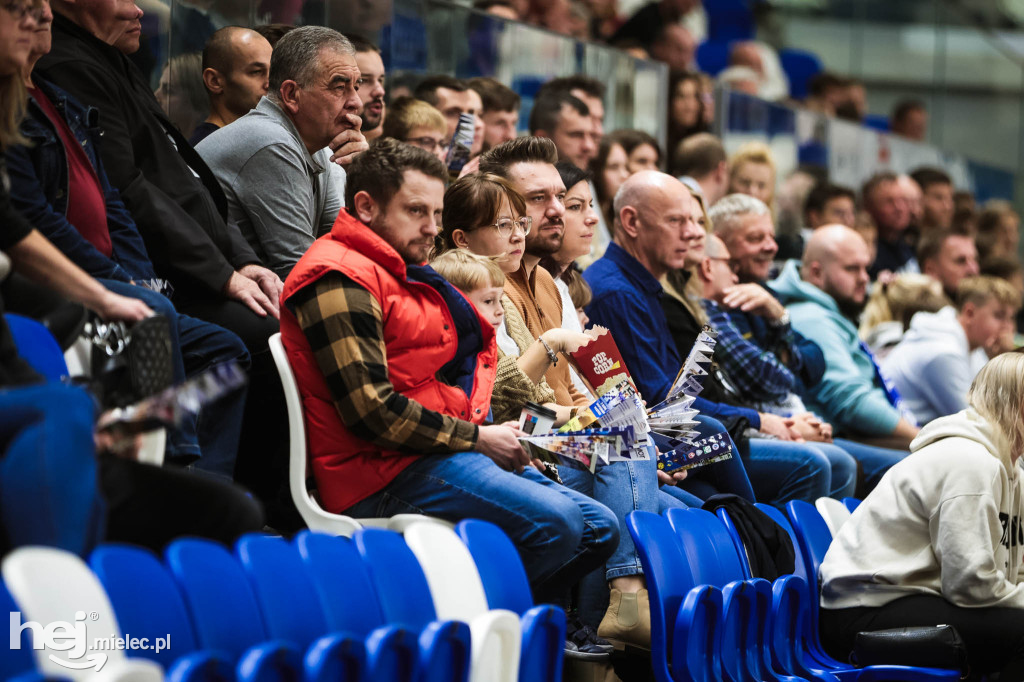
[84,320,131,357]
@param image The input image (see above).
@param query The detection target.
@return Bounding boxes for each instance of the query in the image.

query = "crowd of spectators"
[1,0,1023,669]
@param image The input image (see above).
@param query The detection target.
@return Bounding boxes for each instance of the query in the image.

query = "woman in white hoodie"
[819,351,1024,678]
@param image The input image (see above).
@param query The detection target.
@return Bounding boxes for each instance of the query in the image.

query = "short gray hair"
[269,26,353,95]
[707,192,770,239]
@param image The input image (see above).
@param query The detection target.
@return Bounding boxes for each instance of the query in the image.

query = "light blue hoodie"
[770,260,901,436]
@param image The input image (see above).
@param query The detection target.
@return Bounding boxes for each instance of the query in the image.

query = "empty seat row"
[2,520,565,682]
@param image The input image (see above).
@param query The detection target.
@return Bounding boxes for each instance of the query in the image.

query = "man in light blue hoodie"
[881,276,1019,424]
[772,225,920,448]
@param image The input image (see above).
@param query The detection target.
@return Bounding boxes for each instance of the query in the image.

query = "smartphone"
[446,112,475,180]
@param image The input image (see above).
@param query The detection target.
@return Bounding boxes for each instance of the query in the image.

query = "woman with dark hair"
[666,70,708,170]
[590,134,630,244]
[541,162,598,339]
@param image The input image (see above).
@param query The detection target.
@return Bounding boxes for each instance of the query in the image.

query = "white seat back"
[816,497,852,537]
[2,547,162,681]
[268,332,362,536]
[405,522,521,682]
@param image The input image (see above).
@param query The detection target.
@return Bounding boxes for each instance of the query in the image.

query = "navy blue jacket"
[5,76,157,283]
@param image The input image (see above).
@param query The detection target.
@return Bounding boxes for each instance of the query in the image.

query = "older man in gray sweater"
[197,26,366,279]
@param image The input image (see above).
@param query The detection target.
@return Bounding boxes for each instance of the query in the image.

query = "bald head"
[803,224,864,268]
[706,233,729,259]
[614,171,701,279]
[201,26,272,124]
[802,224,872,318]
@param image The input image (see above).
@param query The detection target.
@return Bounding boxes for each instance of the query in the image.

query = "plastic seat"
[712,508,752,580]
[841,498,861,513]
[667,508,801,682]
[404,522,521,682]
[6,314,69,382]
[815,498,852,537]
[625,510,723,682]
[1,581,58,682]
[235,534,371,682]
[778,48,823,100]
[269,332,452,537]
[164,537,304,681]
[2,546,164,681]
[786,501,960,681]
[90,544,234,682]
[295,530,470,682]
[455,520,565,682]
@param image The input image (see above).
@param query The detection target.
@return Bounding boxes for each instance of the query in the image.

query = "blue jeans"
[99,280,250,477]
[832,438,907,494]
[344,451,619,605]
[559,456,687,627]
[742,438,834,508]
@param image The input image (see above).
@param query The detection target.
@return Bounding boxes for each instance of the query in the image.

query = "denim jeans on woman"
[343,450,619,606]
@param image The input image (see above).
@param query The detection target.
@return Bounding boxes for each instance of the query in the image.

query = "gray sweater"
[196,97,341,279]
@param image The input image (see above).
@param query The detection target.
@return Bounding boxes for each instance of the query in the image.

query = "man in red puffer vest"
[280,139,616,604]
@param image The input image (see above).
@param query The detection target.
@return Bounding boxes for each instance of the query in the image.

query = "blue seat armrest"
[670,586,724,681]
[519,605,566,681]
[416,620,471,682]
[166,650,235,682]
[304,632,366,682]
[236,640,304,682]
[364,624,422,682]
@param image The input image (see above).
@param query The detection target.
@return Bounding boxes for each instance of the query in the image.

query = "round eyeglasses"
[491,216,532,238]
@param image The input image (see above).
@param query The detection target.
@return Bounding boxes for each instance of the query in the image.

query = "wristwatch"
[539,337,559,366]
[770,310,790,327]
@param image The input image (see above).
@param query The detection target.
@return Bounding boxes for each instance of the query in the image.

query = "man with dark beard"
[479,137,589,407]
[772,225,921,447]
[348,35,385,141]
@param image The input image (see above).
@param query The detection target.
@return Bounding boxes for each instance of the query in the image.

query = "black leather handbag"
[852,625,968,675]
[86,315,173,408]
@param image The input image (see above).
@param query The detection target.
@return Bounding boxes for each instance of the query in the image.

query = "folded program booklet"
[655,431,733,475]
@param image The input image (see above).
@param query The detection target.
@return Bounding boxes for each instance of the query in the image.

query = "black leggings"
[820,594,1024,679]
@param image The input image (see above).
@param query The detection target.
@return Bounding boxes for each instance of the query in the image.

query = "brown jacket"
[504,263,588,407]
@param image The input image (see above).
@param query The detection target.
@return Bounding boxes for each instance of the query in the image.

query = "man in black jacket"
[37,0,294,519]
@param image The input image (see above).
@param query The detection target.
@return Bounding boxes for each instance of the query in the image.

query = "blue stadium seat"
[296,530,470,682]
[235,534,366,682]
[841,497,861,513]
[778,48,823,100]
[786,501,960,681]
[695,40,732,77]
[455,520,566,682]
[1,581,53,682]
[667,508,799,682]
[625,510,723,682]
[165,538,304,682]
[5,314,67,382]
[713,508,752,580]
[90,544,233,682]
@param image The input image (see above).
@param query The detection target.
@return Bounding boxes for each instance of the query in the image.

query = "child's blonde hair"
[430,249,506,293]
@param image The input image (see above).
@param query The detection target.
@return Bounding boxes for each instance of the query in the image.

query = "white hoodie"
[881,307,973,425]
[821,408,1024,610]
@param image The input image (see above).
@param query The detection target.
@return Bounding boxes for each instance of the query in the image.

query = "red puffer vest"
[280,210,497,513]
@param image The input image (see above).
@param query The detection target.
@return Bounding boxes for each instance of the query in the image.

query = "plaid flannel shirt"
[289,271,479,454]
[701,298,796,404]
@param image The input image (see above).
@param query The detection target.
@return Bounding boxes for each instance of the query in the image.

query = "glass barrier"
[144,0,668,148]
[764,0,1024,209]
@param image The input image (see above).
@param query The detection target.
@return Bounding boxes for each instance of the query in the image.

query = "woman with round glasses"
[435,172,592,427]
